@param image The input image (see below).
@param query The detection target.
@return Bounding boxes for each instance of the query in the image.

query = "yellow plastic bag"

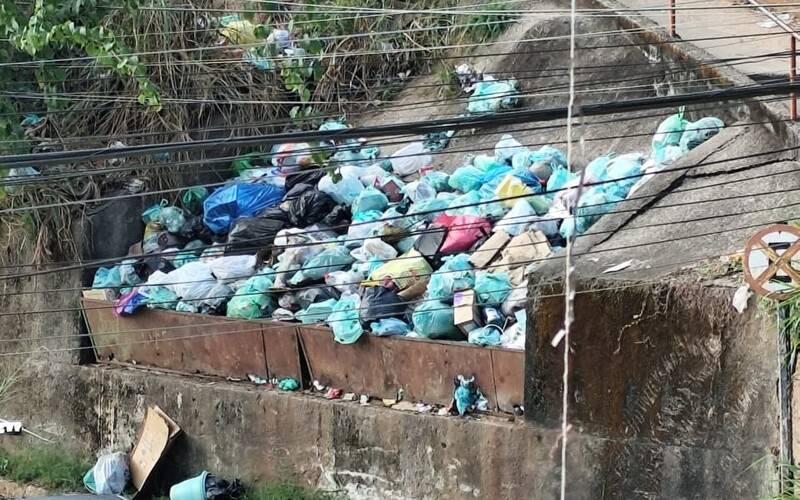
[219,20,260,45]
[495,174,533,209]
[363,249,433,291]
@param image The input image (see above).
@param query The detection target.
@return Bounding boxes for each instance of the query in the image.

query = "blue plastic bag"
[329,294,364,344]
[426,254,474,299]
[468,325,503,347]
[475,271,511,304]
[203,183,284,234]
[448,165,484,193]
[412,300,461,339]
[352,186,389,215]
[546,166,578,197]
[370,318,411,336]
[479,164,514,191]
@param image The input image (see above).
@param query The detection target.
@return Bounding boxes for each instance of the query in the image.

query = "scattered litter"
[602,259,634,274]
[758,13,791,28]
[342,392,357,401]
[360,395,370,406]
[415,403,434,413]
[453,375,483,416]
[324,388,343,399]
[84,452,129,495]
[278,378,300,391]
[382,398,397,407]
[247,374,268,385]
[130,406,181,493]
[732,285,752,313]
[392,401,417,412]
[313,380,327,392]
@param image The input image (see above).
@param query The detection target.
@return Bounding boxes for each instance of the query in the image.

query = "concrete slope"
[563,122,800,279]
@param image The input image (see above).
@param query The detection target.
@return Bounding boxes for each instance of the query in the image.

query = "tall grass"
[0,446,91,492]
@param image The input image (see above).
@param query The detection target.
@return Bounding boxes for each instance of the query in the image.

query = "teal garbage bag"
[604,154,644,198]
[173,240,205,268]
[370,318,411,336]
[408,197,451,222]
[421,171,451,192]
[93,267,122,289]
[585,154,613,182]
[141,286,178,310]
[446,190,483,217]
[467,79,520,114]
[559,188,621,238]
[473,154,505,171]
[318,175,364,206]
[329,293,364,344]
[546,166,578,198]
[352,186,389,215]
[289,246,354,284]
[480,164,514,191]
[426,254,474,299]
[159,206,186,234]
[529,145,568,180]
[679,116,724,151]
[141,201,166,224]
[448,165,484,193]
[475,271,511,304]
[468,325,503,347]
[412,300,461,339]
[278,378,300,391]
[652,107,688,159]
[494,134,526,163]
[296,298,338,324]
[226,271,275,319]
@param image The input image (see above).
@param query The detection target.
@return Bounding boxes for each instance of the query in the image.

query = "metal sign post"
[744,224,800,491]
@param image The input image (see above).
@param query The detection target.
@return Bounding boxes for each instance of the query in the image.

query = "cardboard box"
[130,406,181,494]
[81,289,115,301]
[469,230,511,269]
[495,230,551,282]
[454,290,481,334]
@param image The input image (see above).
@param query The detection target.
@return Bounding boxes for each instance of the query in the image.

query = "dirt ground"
[0,479,48,499]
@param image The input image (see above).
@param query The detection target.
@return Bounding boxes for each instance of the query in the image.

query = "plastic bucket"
[169,471,209,500]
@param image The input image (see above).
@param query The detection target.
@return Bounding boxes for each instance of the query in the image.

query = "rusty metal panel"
[297,326,393,399]
[380,337,498,408]
[490,348,525,413]
[82,299,268,379]
[259,321,303,382]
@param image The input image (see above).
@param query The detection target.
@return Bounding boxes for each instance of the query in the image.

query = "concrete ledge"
[3,362,775,499]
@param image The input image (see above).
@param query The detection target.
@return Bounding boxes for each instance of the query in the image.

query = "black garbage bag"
[285,169,325,193]
[283,182,314,201]
[322,204,351,231]
[361,285,405,323]
[284,189,337,227]
[296,286,340,309]
[178,215,214,244]
[227,210,287,252]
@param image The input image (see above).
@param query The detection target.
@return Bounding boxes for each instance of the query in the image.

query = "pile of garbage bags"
[92,110,723,351]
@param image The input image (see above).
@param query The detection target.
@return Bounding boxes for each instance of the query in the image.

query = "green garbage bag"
[329,293,363,344]
[142,286,178,310]
[412,300,461,340]
[181,187,208,215]
[474,271,511,304]
[226,271,275,319]
[296,298,338,324]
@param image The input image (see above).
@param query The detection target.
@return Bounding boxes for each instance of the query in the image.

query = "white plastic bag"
[162,261,216,301]
[493,199,536,236]
[494,134,526,163]
[390,142,431,176]
[501,279,528,316]
[350,238,398,262]
[208,255,257,283]
[325,270,365,294]
[402,181,437,203]
[92,452,129,495]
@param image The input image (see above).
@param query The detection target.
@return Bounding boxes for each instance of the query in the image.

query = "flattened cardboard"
[495,230,551,282]
[81,289,115,301]
[469,230,511,269]
[130,406,181,492]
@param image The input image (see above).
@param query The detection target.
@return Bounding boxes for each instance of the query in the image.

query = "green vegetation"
[242,482,344,500]
[0,445,91,492]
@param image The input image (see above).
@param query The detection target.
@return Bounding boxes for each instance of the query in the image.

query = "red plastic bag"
[433,214,492,254]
